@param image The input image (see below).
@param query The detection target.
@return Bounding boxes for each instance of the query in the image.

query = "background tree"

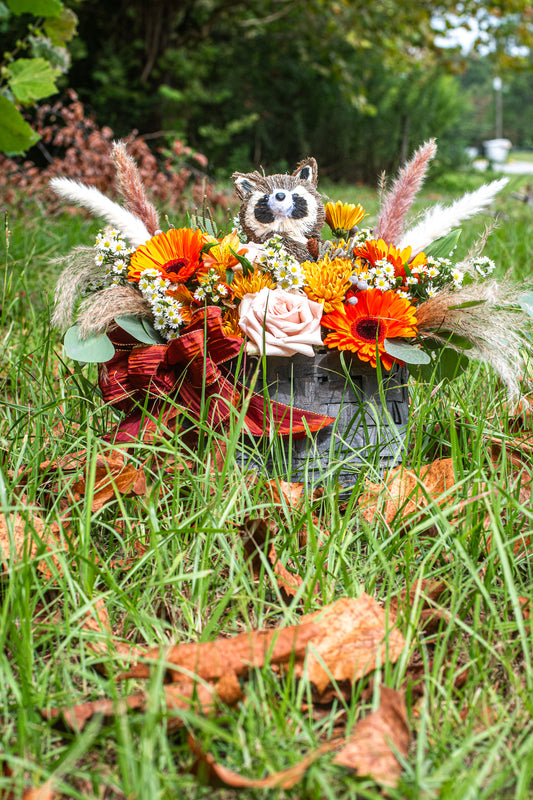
[0,0,77,153]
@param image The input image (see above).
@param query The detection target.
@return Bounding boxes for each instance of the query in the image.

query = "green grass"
[1,174,533,799]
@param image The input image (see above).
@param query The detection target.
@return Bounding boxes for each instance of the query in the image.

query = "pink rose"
[238,287,323,357]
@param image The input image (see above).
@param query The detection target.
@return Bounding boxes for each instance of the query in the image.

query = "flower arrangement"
[51,140,533,441]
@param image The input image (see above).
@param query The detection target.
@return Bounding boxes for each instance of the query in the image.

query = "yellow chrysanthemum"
[222,307,244,338]
[302,256,353,313]
[231,268,274,300]
[325,201,367,235]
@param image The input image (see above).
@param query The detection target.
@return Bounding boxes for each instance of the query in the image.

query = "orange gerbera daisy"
[321,288,418,370]
[128,228,204,283]
[353,238,427,279]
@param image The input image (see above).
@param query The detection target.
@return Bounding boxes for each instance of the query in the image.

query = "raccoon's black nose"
[275,192,286,201]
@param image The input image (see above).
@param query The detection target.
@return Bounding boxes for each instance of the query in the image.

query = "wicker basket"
[242,351,410,486]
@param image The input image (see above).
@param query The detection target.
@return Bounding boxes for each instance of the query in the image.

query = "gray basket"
[241,351,410,487]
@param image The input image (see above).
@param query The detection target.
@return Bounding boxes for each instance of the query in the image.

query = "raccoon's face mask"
[255,188,309,223]
[232,158,325,255]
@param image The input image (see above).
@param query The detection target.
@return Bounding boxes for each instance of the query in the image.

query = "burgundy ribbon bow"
[99,306,334,442]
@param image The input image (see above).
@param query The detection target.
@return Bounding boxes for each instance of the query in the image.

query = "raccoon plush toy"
[232,157,324,263]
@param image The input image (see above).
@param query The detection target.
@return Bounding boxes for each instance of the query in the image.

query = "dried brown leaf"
[189,735,340,789]
[358,458,456,525]
[42,695,146,732]
[296,596,406,695]
[22,780,56,800]
[73,460,146,511]
[118,620,321,682]
[0,500,66,576]
[333,687,410,788]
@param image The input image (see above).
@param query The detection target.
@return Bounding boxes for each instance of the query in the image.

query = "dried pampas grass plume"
[49,178,151,247]
[417,278,533,403]
[76,285,152,338]
[51,247,102,332]
[112,141,160,236]
[399,178,508,256]
[375,139,437,244]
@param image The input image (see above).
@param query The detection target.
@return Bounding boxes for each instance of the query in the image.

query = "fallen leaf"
[42,695,146,732]
[189,735,339,789]
[267,479,307,508]
[296,596,406,695]
[0,499,65,576]
[23,780,56,800]
[73,461,146,512]
[390,579,449,634]
[358,458,456,526]
[240,516,305,600]
[118,620,321,682]
[333,686,410,788]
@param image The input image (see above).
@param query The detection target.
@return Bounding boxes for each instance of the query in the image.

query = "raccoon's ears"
[293,157,318,186]
[232,172,259,198]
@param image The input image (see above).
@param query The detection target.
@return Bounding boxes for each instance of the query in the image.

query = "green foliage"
[63,325,115,362]
[0,0,77,155]
[0,91,39,150]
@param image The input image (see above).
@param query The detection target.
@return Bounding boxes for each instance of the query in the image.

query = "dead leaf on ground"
[189,735,340,789]
[333,686,410,788]
[42,695,146,732]
[358,457,456,526]
[240,516,306,601]
[295,595,406,696]
[73,461,146,512]
[118,619,321,682]
[0,498,67,577]
[390,579,449,635]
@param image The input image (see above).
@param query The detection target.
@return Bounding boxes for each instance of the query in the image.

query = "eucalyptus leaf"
[115,314,164,344]
[518,291,533,318]
[142,317,166,343]
[384,338,431,364]
[64,326,115,363]
[426,229,462,259]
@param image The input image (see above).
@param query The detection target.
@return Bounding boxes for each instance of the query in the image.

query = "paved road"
[494,160,533,175]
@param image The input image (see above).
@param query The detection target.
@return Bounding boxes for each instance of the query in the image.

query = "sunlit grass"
[1,177,533,798]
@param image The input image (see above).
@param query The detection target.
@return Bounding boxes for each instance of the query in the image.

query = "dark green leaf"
[7,0,62,15]
[0,94,40,154]
[63,326,115,363]
[426,229,462,259]
[433,331,474,350]
[141,317,166,343]
[115,314,164,344]
[225,268,235,285]
[384,338,431,364]
[230,247,253,278]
